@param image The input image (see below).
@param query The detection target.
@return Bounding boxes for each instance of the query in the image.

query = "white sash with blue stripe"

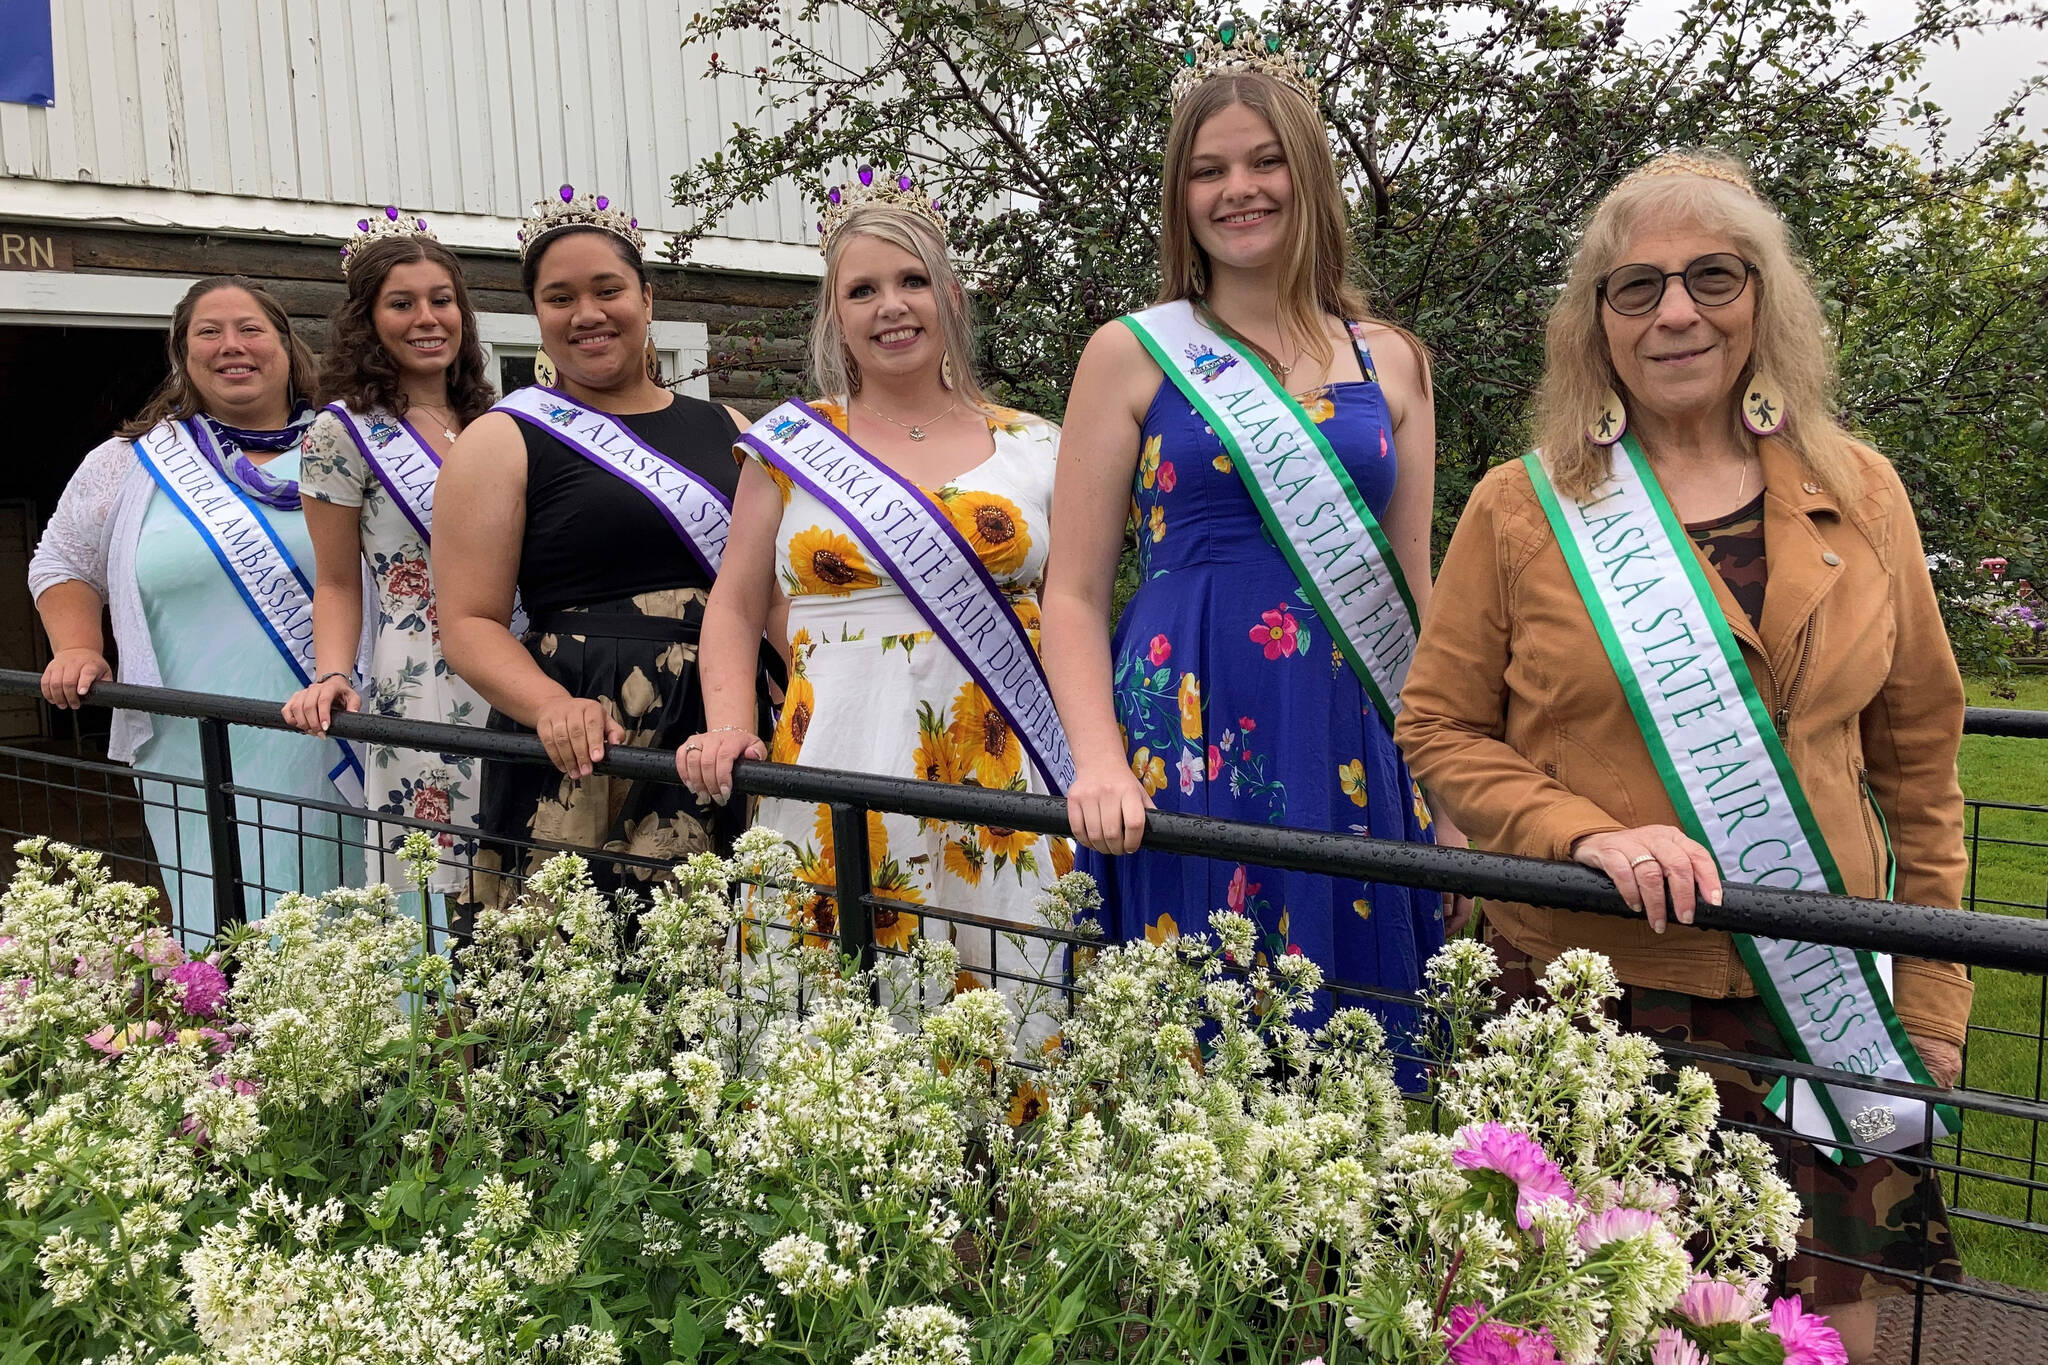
[132,420,365,804]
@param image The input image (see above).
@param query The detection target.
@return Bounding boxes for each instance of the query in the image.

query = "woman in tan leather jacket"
[1395,150,1970,1362]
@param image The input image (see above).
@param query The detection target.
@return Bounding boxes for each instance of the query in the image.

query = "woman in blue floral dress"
[1042,45,1458,1034]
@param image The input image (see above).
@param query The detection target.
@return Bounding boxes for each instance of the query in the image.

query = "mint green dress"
[131,444,363,938]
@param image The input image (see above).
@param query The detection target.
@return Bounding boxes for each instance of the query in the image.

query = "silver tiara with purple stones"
[340,206,435,276]
[517,184,645,261]
[817,165,946,246]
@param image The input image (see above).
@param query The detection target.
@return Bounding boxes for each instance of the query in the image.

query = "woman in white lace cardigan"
[30,276,367,936]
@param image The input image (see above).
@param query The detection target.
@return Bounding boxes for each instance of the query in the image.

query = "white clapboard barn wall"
[0,0,873,275]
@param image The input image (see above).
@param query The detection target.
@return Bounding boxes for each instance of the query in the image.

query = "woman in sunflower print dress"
[682,195,1069,1039]
[1042,60,1457,1042]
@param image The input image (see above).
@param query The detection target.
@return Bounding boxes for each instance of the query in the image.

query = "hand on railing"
[281,675,361,738]
[40,648,112,710]
[536,695,625,778]
[1571,825,1724,934]
[1066,760,1155,855]
[676,727,766,805]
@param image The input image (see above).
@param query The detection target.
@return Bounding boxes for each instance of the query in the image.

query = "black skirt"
[471,588,769,912]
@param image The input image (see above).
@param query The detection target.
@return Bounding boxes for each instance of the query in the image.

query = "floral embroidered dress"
[1081,326,1445,1031]
[752,401,1072,1028]
[301,409,485,896]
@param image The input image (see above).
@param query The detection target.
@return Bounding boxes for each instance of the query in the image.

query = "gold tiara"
[1623,152,1758,197]
[340,206,434,276]
[1171,24,1319,107]
[517,184,645,261]
[817,166,946,246]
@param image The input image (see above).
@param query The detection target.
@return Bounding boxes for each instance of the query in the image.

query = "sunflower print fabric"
[751,399,1070,1048]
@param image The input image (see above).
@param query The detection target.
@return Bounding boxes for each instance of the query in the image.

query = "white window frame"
[475,315,711,400]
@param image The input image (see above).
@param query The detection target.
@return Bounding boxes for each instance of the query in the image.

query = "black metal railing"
[2,669,2046,1359]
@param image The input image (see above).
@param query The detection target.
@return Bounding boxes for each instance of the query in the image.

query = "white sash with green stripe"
[1121,302,1419,725]
[1525,438,1957,1162]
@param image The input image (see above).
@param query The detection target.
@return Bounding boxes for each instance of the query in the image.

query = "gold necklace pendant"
[909,426,928,441]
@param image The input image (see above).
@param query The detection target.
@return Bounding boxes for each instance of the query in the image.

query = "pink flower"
[164,959,229,1019]
[1452,1124,1576,1229]
[1176,750,1201,795]
[1676,1274,1766,1328]
[1648,1328,1708,1365]
[1576,1206,1658,1249]
[1250,606,1300,660]
[1206,744,1222,780]
[86,1020,164,1056]
[1443,1304,1563,1365]
[128,930,184,968]
[1227,864,1260,913]
[1157,460,1178,492]
[1239,716,1256,732]
[1148,634,1173,666]
[1767,1296,1848,1365]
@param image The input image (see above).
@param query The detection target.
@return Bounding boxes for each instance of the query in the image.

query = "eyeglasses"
[1597,253,1757,317]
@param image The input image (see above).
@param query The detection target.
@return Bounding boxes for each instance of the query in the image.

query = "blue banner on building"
[0,0,55,108]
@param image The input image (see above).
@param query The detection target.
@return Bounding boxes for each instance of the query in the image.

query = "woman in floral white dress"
[283,223,497,903]
[680,194,1071,1035]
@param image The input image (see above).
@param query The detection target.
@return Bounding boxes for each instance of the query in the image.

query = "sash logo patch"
[1184,342,1239,383]
[768,415,812,444]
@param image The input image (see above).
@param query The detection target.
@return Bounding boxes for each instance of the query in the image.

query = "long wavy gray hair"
[1534,149,1861,502]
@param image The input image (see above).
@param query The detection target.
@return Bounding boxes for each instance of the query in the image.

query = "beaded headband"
[340,206,434,276]
[1622,152,1759,198]
[817,165,946,247]
[517,184,645,262]
[1171,23,1319,107]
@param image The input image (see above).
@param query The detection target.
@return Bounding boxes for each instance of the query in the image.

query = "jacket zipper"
[1858,766,1894,899]
[1772,611,1819,736]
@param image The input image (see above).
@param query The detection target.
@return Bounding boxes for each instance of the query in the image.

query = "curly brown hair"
[117,277,319,438]
[317,237,496,423]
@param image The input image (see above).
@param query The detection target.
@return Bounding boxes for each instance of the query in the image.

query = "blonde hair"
[1534,148,1862,501]
[1159,73,1403,373]
[809,202,992,412]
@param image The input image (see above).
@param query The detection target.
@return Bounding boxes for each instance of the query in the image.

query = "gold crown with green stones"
[1172,24,1319,106]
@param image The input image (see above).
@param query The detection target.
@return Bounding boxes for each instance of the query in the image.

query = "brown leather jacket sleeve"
[1855,457,1973,1047]
[1396,467,1625,861]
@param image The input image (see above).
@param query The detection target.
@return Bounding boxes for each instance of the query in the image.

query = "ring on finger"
[1627,854,1658,869]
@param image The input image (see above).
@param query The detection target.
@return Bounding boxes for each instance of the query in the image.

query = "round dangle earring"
[1586,387,1628,446]
[532,349,558,387]
[645,335,662,385]
[1740,371,1788,437]
[940,352,957,392]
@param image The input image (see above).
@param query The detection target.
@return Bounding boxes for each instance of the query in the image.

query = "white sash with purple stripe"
[494,387,731,575]
[739,400,1075,794]
[326,403,440,544]
[131,420,366,804]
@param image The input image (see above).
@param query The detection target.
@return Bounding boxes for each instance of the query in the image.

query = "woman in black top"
[436,187,771,908]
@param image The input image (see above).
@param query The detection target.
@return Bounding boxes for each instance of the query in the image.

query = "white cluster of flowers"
[0,834,1820,1364]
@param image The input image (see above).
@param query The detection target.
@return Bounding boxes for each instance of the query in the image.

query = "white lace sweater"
[28,436,371,764]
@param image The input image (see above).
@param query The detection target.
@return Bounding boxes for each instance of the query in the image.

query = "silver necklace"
[858,396,959,442]
[410,402,459,443]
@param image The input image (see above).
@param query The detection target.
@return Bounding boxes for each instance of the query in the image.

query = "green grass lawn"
[1941,676,2048,1289]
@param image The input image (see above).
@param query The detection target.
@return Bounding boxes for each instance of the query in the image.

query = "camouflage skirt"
[1489,929,1961,1305]
[472,589,758,913]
